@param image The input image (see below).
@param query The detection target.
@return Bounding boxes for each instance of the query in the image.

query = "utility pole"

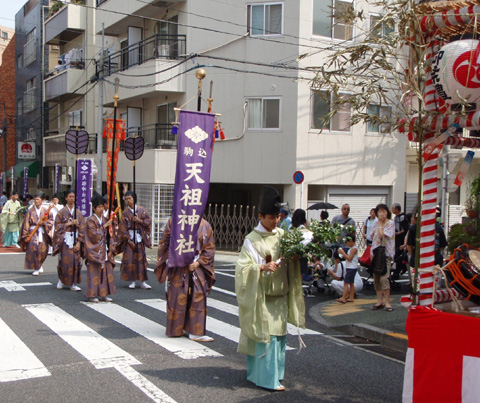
[96,23,105,194]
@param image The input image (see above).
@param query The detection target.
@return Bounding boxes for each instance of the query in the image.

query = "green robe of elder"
[235,223,305,390]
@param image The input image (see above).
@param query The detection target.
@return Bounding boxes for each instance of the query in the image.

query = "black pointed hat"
[258,186,281,215]
[91,191,106,208]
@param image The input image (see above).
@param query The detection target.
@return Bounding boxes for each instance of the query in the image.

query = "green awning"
[13,160,40,179]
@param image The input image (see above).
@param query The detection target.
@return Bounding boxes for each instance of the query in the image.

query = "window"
[367,104,392,134]
[246,98,280,129]
[247,3,283,36]
[2,31,8,40]
[24,78,36,113]
[24,28,37,66]
[312,90,351,132]
[17,99,23,116]
[17,54,23,69]
[313,0,354,40]
[370,15,395,38]
[69,110,82,127]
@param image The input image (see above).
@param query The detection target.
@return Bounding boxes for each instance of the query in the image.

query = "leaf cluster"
[280,220,355,264]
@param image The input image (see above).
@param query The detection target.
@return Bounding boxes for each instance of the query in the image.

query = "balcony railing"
[103,123,177,152]
[103,34,186,76]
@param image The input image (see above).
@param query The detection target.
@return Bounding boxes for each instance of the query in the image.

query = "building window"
[370,15,395,38]
[17,99,23,116]
[247,3,283,36]
[69,110,82,127]
[24,28,37,66]
[1,31,8,40]
[24,78,36,113]
[246,98,280,129]
[367,104,392,134]
[313,0,354,40]
[312,90,351,132]
[17,54,23,68]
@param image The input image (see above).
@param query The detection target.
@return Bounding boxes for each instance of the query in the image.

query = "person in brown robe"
[155,218,216,341]
[115,191,152,289]
[82,192,116,303]
[53,190,83,291]
[19,192,54,276]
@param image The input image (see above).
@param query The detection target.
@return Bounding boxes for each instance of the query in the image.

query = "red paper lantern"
[431,39,480,106]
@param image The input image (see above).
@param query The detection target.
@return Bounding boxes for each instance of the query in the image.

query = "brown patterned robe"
[115,205,152,282]
[53,206,84,286]
[82,214,116,298]
[19,206,54,271]
[155,218,215,337]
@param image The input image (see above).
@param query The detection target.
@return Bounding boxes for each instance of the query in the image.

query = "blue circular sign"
[293,171,304,184]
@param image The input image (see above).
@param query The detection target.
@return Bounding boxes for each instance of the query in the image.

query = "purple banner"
[76,159,92,217]
[168,110,215,268]
[23,167,28,199]
[55,163,60,195]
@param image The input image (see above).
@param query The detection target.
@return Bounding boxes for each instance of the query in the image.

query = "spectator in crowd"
[329,251,363,297]
[0,191,8,207]
[371,204,395,312]
[407,215,447,268]
[362,208,377,246]
[331,204,356,242]
[392,203,410,279]
[336,233,359,303]
[320,210,329,224]
[278,208,291,231]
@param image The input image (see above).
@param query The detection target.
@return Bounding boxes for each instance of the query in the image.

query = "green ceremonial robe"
[235,225,305,356]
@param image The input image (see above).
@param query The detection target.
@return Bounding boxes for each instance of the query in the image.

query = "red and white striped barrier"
[420,5,480,35]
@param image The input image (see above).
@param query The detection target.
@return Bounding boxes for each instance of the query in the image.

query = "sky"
[0,0,25,29]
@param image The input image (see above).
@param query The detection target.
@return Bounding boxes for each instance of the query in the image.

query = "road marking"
[320,298,379,317]
[83,302,222,360]
[212,286,236,297]
[24,303,140,369]
[24,303,176,402]
[0,317,51,382]
[115,364,177,403]
[206,298,323,336]
[0,281,52,292]
[136,298,248,346]
[214,271,235,278]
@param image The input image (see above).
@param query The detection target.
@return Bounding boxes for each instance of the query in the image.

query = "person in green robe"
[235,186,305,392]
[0,191,22,248]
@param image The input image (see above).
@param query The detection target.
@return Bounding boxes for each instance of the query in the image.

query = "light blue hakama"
[246,335,286,390]
[3,230,19,247]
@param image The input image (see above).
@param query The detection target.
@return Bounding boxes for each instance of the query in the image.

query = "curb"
[350,323,408,353]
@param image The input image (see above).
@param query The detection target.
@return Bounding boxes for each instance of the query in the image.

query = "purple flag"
[168,110,215,268]
[76,159,92,217]
[23,167,29,199]
[55,163,60,195]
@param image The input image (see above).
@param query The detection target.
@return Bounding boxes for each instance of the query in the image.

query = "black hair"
[346,233,356,242]
[64,189,75,198]
[320,210,329,220]
[291,209,307,228]
[375,203,392,219]
[333,251,344,261]
[34,192,45,200]
[125,191,137,203]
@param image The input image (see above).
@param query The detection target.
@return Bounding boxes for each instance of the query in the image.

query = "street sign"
[293,171,304,184]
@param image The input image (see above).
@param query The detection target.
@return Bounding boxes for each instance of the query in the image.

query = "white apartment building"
[92,0,408,238]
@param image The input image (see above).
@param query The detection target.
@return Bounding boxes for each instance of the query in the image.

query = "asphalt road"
[0,253,405,403]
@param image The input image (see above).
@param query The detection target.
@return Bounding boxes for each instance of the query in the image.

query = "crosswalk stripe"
[138,298,295,350]
[24,303,140,369]
[82,302,222,360]
[136,298,244,346]
[24,303,176,402]
[212,286,236,297]
[206,298,324,336]
[0,317,51,382]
